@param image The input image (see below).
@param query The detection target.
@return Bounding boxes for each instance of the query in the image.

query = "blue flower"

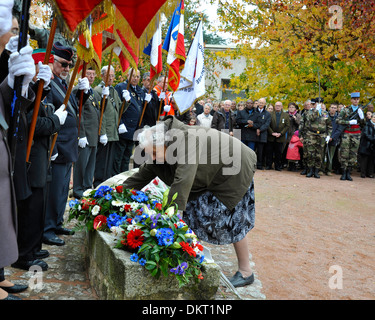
[130,253,138,262]
[170,262,188,275]
[131,191,149,203]
[105,194,112,200]
[139,258,146,266]
[94,185,112,198]
[107,213,126,229]
[69,199,79,208]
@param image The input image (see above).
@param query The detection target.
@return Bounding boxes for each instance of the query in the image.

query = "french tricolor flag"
[143,22,162,81]
[162,0,186,92]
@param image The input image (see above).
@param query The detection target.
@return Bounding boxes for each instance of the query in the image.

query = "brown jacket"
[123,117,256,210]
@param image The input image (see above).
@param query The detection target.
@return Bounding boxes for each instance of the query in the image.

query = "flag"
[173,20,205,114]
[143,22,162,80]
[162,0,186,92]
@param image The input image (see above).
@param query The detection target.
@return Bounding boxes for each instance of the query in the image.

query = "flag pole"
[157,73,167,121]
[78,61,87,136]
[26,16,57,162]
[117,67,134,127]
[49,57,82,160]
[98,48,114,135]
[138,75,154,127]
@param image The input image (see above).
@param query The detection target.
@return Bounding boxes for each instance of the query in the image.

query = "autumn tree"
[214,0,375,107]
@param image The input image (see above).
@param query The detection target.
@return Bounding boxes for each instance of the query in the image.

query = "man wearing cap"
[336,92,366,181]
[43,42,90,246]
[301,97,332,178]
[72,66,101,199]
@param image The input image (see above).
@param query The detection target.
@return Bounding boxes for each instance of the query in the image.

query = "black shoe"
[11,259,48,271]
[346,168,353,181]
[300,168,307,175]
[43,236,65,246]
[1,293,22,300]
[368,175,374,178]
[55,227,75,235]
[229,271,255,288]
[275,167,282,171]
[361,173,366,178]
[265,166,272,170]
[340,170,347,180]
[34,249,50,259]
[306,167,314,178]
[257,166,263,170]
[0,283,28,294]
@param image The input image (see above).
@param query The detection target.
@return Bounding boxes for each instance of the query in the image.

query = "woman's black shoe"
[1,293,22,300]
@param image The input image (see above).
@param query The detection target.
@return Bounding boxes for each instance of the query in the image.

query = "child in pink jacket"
[286,130,303,172]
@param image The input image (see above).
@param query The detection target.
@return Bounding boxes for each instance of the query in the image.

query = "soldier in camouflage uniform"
[336,92,366,181]
[298,99,312,175]
[301,98,332,178]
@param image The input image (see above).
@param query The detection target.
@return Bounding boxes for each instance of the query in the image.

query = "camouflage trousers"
[304,133,326,168]
[339,133,360,169]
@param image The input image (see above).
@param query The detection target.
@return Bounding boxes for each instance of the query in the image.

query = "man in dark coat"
[114,68,149,171]
[139,71,159,128]
[43,42,89,246]
[255,98,271,169]
[211,99,236,136]
[236,98,260,150]
[11,50,63,271]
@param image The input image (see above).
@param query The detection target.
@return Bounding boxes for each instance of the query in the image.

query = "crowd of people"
[185,96,375,181]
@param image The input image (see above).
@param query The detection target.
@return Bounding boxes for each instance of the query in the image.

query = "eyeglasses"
[55,58,74,69]
[10,28,19,35]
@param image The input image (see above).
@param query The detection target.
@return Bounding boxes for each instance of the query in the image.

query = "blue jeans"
[242,140,256,151]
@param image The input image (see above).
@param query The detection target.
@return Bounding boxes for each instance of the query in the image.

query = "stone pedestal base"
[86,230,220,300]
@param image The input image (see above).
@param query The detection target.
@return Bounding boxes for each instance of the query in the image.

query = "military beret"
[315,97,324,103]
[351,92,360,98]
[52,41,74,61]
[311,98,316,103]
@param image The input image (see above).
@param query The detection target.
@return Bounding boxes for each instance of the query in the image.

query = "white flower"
[92,205,101,216]
[110,226,123,241]
[83,189,93,197]
[127,220,140,231]
[165,207,175,218]
[112,199,124,207]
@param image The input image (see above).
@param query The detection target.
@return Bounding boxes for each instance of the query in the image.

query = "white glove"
[99,134,108,146]
[159,92,166,100]
[102,86,109,97]
[0,0,14,37]
[78,77,89,93]
[50,153,58,161]
[325,136,330,143]
[349,119,357,125]
[78,137,89,148]
[54,104,68,125]
[37,61,52,88]
[357,108,364,120]
[118,123,128,134]
[145,93,152,103]
[164,105,171,113]
[122,89,131,102]
[5,35,30,53]
[8,45,35,96]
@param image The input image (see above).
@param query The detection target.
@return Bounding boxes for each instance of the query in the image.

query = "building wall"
[205,44,247,101]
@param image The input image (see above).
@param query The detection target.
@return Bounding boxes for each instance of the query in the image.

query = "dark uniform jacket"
[211,108,236,132]
[115,81,145,141]
[45,76,89,164]
[255,108,271,143]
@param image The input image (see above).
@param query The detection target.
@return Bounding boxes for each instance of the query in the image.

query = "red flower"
[115,185,123,193]
[124,204,132,212]
[127,229,145,249]
[131,190,137,195]
[197,272,204,280]
[179,242,196,257]
[152,179,159,185]
[155,203,162,211]
[93,215,107,230]
[81,199,90,210]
